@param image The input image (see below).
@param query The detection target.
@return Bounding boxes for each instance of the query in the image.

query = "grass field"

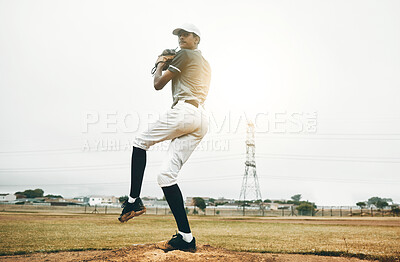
[0,212,399,261]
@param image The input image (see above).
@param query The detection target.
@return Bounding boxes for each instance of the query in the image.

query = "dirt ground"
[0,244,376,262]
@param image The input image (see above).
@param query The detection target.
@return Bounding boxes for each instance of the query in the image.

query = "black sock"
[129,146,146,198]
[162,184,191,233]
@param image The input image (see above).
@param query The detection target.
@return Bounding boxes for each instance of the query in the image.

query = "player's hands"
[155,55,174,64]
[151,49,176,74]
[155,55,166,64]
[156,49,176,64]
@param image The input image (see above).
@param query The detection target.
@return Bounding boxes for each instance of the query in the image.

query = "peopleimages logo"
[81,110,317,152]
[82,111,317,134]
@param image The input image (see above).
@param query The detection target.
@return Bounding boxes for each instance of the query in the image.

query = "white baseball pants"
[133,100,209,187]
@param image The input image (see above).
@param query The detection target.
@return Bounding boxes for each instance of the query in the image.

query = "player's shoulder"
[173,49,189,61]
[173,49,208,70]
[177,48,203,57]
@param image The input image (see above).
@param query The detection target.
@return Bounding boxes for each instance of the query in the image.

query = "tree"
[291,194,302,202]
[367,197,392,208]
[192,197,206,212]
[391,205,400,217]
[254,199,263,204]
[356,201,366,216]
[263,199,272,203]
[376,200,389,210]
[367,197,380,207]
[384,198,393,205]
[15,189,44,198]
[296,202,315,216]
[119,195,128,203]
[45,194,63,199]
[356,202,366,209]
[215,201,228,207]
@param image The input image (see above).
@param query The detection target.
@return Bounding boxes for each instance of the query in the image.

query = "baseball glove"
[151,48,177,74]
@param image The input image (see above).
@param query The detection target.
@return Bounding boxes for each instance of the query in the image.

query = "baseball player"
[118,23,211,252]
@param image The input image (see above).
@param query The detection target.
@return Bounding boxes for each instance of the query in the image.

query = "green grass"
[0,212,399,261]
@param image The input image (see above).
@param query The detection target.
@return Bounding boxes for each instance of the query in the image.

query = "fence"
[1,203,398,217]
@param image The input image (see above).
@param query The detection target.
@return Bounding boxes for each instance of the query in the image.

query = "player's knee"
[157,173,177,187]
[132,137,152,151]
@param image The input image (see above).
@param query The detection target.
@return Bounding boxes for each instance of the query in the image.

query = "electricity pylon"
[239,121,262,202]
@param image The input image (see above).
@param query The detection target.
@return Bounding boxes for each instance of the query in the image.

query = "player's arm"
[153,56,176,90]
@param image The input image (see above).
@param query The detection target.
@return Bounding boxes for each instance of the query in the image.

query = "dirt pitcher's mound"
[1,244,373,262]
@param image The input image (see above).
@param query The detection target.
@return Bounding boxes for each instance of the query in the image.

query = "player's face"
[178,30,198,50]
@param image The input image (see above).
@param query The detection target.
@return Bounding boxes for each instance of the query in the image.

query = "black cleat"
[118,198,146,223]
[156,232,196,252]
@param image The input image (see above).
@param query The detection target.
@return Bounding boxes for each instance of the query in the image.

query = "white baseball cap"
[172,23,201,38]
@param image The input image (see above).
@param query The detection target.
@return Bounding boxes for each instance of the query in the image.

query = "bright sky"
[1,0,399,206]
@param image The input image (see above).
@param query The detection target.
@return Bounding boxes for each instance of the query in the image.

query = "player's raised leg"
[118,146,147,222]
[118,104,195,223]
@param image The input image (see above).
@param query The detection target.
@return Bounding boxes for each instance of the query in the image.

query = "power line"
[0,154,245,172]
[1,133,400,155]
[257,153,400,163]
[257,136,400,141]
[2,152,400,173]
[0,148,83,155]
[1,173,399,187]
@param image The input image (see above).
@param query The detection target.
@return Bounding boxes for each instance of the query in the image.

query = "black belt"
[184,100,199,108]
